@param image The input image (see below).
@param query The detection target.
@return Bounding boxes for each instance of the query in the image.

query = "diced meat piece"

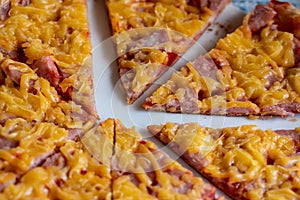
[294,37,300,65]
[0,183,6,192]
[31,152,54,169]
[0,180,15,193]
[207,0,229,13]
[31,56,61,87]
[192,56,218,79]
[18,0,30,6]
[261,102,300,117]
[188,0,229,13]
[226,107,259,116]
[269,0,300,39]
[0,136,18,149]
[68,129,85,141]
[143,98,182,112]
[179,87,200,113]
[42,152,67,168]
[0,71,5,85]
[0,47,18,60]
[127,29,169,51]
[0,0,10,21]
[3,66,23,84]
[275,129,300,142]
[3,64,36,92]
[248,4,276,33]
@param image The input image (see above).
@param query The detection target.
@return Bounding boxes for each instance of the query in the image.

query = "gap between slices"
[105,0,231,104]
[144,0,300,117]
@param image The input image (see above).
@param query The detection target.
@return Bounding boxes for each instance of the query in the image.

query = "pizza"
[148,122,300,199]
[0,0,106,197]
[0,119,114,199]
[105,0,231,104]
[0,0,98,119]
[111,119,223,199]
[0,117,226,199]
[144,0,300,117]
[0,0,99,138]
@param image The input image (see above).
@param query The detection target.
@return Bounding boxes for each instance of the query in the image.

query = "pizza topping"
[126,29,169,53]
[248,4,276,33]
[293,37,300,65]
[275,129,300,143]
[0,0,10,21]
[18,0,30,6]
[41,152,66,168]
[270,0,300,40]
[0,136,18,149]
[31,56,61,87]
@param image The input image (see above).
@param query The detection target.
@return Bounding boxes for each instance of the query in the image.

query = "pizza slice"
[144,0,300,117]
[0,0,99,144]
[148,122,300,199]
[112,119,224,199]
[0,119,114,199]
[105,0,231,104]
[0,0,98,118]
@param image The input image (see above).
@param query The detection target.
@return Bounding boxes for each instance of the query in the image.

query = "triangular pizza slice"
[112,119,224,199]
[148,122,300,199]
[144,0,300,117]
[105,0,231,104]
